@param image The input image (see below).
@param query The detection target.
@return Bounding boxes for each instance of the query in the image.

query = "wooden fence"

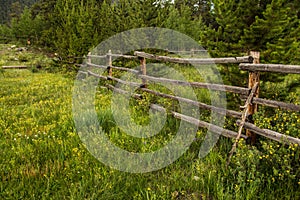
[79,50,300,145]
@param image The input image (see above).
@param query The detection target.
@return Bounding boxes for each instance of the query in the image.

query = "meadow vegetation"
[0,45,299,199]
[0,0,299,199]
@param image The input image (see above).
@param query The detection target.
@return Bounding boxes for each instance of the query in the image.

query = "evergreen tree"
[0,24,13,41]
[0,0,38,24]
[49,0,103,57]
[174,0,214,26]
[30,0,57,19]
[200,0,272,56]
[9,1,23,21]
[10,7,44,43]
[163,2,204,42]
[240,0,299,60]
[265,23,300,64]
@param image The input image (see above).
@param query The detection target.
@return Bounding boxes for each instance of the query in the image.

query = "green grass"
[0,44,299,199]
[0,70,299,199]
[0,43,55,73]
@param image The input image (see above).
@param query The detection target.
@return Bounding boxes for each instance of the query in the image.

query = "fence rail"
[134,51,253,64]
[252,97,300,112]
[82,50,300,145]
[239,63,300,74]
[139,75,250,95]
[2,65,28,69]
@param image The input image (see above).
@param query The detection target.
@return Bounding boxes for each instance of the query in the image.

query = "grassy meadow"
[0,44,300,199]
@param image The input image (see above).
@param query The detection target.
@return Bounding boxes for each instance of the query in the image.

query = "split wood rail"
[79,50,300,145]
[2,65,28,69]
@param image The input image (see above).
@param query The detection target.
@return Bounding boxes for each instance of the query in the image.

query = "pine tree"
[264,0,299,64]
[240,0,299,63]
[162,3,204,42]
[49,0,103,57]
[174,0,214,26]
[10,7,44,43]
[265,23,300,64]
[200,0,271,57]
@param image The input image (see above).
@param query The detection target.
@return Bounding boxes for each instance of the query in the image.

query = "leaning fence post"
[107,50,112,77]
[247,51,260,144]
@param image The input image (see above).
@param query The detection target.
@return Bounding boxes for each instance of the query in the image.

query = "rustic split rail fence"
[79,50,300,146]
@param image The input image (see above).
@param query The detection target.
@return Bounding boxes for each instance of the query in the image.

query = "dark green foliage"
[174,0,215,25]
[0,0,38,24]
[264,23,300,65]
[10,7,45,44]
[31,0,207,59]
[201,0,300,64]
[1,0,300,81]
[240,0,300,64]
[201,0,271,56]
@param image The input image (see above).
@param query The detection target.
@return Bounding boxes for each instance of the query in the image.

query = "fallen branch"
[226,82,259,167]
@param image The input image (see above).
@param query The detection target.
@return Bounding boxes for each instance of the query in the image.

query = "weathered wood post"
[107,50,112,77]
[87,52,91,64]
[191,48,194,57]
[247,51,260,144]
[139,56,147,88]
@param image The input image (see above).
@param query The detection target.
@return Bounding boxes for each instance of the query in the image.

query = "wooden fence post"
[139,57,147,87]
[107,50,112,77]
[87,52,91,64]
[247,51,260,144]
[191,48,194,57]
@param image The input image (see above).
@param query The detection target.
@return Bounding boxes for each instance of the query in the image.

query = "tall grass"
[0,69,299,199]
